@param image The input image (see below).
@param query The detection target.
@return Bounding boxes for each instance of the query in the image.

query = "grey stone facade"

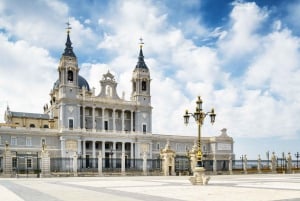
[0,31,234,175]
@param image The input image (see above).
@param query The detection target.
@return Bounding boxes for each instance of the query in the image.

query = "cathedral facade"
[0,31,234,173]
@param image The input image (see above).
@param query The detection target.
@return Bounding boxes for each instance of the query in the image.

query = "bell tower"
[56,22,80,130]
[131,39,152,134]
[131,38,151,105]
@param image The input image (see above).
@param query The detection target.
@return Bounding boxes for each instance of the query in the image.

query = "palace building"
[0,29,234,175]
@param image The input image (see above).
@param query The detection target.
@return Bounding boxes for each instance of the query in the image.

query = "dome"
[53,75,90,91]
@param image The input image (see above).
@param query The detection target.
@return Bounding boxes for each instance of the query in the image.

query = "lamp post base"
[189,166,210,185]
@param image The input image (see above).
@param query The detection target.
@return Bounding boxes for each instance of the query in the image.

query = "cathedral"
[0,29,234,174]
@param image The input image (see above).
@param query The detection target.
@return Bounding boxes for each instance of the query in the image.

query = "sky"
[1,0,300,159]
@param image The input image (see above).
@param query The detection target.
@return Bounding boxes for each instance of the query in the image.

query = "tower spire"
[63,21,76,57]
[136,37,148,69]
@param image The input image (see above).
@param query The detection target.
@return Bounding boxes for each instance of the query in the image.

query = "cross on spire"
[139,37,144,49]
[66,21,72,34]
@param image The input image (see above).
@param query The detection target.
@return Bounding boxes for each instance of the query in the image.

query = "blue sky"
[1,0,300,159]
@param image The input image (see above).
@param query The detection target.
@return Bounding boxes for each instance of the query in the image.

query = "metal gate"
[14,152,40,177]
[175,156,191,175]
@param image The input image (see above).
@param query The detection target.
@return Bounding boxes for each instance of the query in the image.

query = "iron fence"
[0,156,2,173]
[50,157,73,172]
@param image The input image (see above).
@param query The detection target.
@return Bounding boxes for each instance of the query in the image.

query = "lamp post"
[184,96,215,185]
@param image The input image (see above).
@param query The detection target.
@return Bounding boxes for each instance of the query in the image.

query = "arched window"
[142,81,147,91]
[67,70,73,82]
[29,124,35,128]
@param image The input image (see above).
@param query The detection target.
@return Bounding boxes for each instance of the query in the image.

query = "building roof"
[53,75,90,91]
[62,32,76,57]
[11,111,49,119]
[135,46,148,70]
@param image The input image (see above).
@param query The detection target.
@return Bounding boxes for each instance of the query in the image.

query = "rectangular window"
[26,158,32,169]
[0,136,2,145]
[26,137,32,146]
[104,121,108,130]
[11,137,17,146]
[69,119,74,129]
[157,143,160,150]
[142,124,147,134]
[12,157,17,169]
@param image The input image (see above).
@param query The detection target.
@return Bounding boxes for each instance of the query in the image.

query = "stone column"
[92,141,96,168]
[229,155,233,175]
[121,152,126,175]
[213,156,217,174]
[102,108,105,131]
[3,142,12,177]
[131,111,134,133]
[41,143,51,177]
[82,106,86,130]
[77,139,82,155]
[243,155,248,174]
[102,141,105,157]
[122,110,125,132]
[60,137,65,157]
[257,155,262,174]
[73,153,78,176]
[287,152,292,174]
[142,152,147,176]
[113,109,116,132]
[83,140,86,157]
[92,106,96,132]
[98,151,103,176]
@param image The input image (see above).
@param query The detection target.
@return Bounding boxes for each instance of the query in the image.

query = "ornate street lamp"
[184,96,216,168]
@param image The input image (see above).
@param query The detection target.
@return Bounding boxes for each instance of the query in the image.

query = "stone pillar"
[122,110,125,132]
[142,152,147,176]
[82,106,86,130]
[243,155,248,174]
[229,155,233,175]
[102,141,105,157]
[60,137,65,157]
[102,108,105,131]
[92,106,96,132]
[112,109,115,132]
[41,144,51,177]
[131,111,134,133]
[83,140,86,157]
[77,139,82,155]
[130,142,134,159]
[257,155,262,174]
[73,153,78,176]
[287,152,292,174]
[213,156,217,174]
[98,151,103,176]
[121,152,126,175]
[3,142,12,176]
[271,152,277,173]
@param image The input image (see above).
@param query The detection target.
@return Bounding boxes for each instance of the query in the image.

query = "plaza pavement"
[0,174,300,201]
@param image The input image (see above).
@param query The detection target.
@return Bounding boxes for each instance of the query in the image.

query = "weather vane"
[66,20,72,34]
[139,37,144,48]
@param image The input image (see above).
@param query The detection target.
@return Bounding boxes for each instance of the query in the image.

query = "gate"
[175,156,190,175]
[14,152,40,177]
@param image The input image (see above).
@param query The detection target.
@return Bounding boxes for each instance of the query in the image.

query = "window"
[142,124,147,134]
[104,121,108,130]
[69,119,74,129]
[12,157,17,169]
[26,158,32,169]
[29,124,35,128]
[43,124,49,128]
[26,137,32,146]
[142,81,147,91]
[157,143,160,150]
[41,138,46,146]
[67,70,73,82]
[0,136,2,145]
[11,136,17,146]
